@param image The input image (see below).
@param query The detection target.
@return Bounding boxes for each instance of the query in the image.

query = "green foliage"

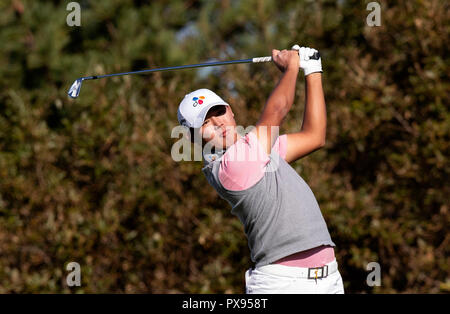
[0,0,448,293]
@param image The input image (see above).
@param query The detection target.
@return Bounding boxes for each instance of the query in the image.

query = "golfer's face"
[201,105,237,149]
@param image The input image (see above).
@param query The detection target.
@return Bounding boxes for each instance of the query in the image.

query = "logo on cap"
[192,96,205,107]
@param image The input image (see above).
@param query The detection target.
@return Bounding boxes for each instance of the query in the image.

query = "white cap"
[177,89,230,128]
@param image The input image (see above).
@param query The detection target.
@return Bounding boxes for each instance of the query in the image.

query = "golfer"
[177,45,344,294]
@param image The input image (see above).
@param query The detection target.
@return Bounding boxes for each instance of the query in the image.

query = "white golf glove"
[292,44,322,76]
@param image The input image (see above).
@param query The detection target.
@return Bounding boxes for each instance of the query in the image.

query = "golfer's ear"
[228,106,234,117]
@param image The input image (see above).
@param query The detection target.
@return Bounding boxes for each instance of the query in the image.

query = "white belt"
[253,259,339,280]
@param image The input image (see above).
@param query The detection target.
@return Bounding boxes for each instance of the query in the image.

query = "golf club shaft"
[68,51,320,98]
[83,57,262,80]
[80,53,319,81]
[81,58,254,80]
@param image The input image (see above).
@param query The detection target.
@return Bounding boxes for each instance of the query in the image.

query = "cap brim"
[193,102,230,128]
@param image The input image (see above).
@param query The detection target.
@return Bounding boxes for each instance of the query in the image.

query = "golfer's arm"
[301,73,326,141]
[285,73,327,163]
[255,67,299,155]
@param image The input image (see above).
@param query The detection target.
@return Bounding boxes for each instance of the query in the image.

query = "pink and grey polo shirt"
[201,129,335,267]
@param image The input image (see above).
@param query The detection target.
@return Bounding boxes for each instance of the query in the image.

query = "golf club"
[67,51,320,98]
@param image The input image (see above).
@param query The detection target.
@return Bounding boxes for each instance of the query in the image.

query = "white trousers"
[245,259,345,294]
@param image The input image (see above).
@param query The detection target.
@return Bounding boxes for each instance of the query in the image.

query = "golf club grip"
[253,51,321,64]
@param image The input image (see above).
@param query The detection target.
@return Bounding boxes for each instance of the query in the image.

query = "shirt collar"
[203,147,226,164]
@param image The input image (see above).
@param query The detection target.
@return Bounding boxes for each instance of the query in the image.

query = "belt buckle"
[307,265,329,279]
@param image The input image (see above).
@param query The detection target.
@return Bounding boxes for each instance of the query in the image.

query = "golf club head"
[68,78,83,98]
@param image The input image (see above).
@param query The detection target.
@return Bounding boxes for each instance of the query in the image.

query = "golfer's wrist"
[285,64,300,74]
[305,72,322,84]
[305,72,322,81]
[304,65,323,76]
